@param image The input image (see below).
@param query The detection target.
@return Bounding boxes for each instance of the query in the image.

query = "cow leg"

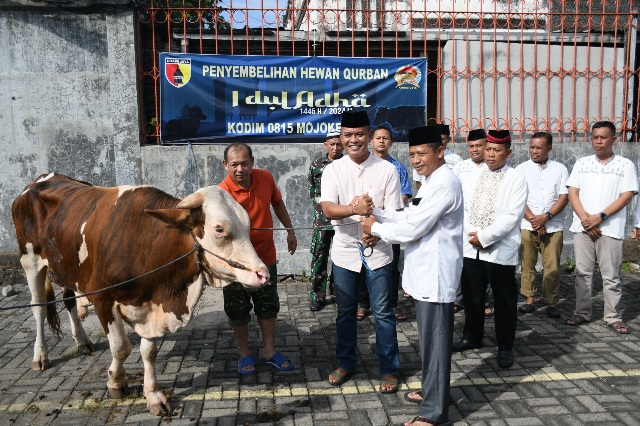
[63,289,94,355]
[21,254,49,371]
[140,337,171,415]
[105,310,131,398]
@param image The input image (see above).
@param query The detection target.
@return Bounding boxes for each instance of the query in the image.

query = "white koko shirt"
[567,155,638,239]
[320,153,402,272]
[412,148,462,183]
[516,159,569,233]
[462,164,528,265]
[370,165,463,303]
[452,158,484,198]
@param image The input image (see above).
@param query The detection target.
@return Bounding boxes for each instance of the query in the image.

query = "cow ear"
[177,192,205,209]
[145,208,191,225]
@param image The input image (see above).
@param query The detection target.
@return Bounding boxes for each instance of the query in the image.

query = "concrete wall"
[0,5,141,250]
[2,3,640,275]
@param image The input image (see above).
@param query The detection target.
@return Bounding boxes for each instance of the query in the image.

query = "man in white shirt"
[451,128,488,314]
[320,110,403,392]
[516,132,569,318]
[566,121,637,334]
[413,123,462,190]
[453,129,528,369]
[361,125,463,426]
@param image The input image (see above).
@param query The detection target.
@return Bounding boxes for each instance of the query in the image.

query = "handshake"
[350,194,374,216]
[351,194,379,247]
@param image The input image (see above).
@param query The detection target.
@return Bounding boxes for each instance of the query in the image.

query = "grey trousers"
[416,300,454,423]
[573,232,623,324]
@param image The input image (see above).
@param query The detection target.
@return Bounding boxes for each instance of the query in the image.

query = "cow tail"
[45,276,62,338]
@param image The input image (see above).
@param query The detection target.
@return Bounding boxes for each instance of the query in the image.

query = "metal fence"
[137,0,640,143]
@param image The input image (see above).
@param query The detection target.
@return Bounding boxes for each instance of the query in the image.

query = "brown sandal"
[328,368,352,386]
[404,415,438,425]
[609,321,630,334]
[380,375,398,394]
[565,315,589,326]
[404,390,423,404]
[394,308,408,321]
[357,307,371,321]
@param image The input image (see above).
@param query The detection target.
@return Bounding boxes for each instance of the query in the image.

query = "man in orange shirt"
[219,143,297,374]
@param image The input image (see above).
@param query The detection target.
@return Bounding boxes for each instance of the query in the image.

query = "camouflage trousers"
[310,229,335,299]
[223,263,279,327]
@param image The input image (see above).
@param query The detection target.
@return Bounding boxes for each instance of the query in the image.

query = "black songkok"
[340,111,370,128]
[408,125,442,147]
[439,123,450,136]
[486,129,511,144]
[468,128,487,142]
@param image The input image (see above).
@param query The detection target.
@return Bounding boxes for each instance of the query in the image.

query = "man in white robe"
[361,125,464,426]
[453,129,528,369]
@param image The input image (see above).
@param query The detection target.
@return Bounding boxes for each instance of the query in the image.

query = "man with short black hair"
[454,129,528,369]
[361,125,463,426]
[362,124,412,321]
[566,121,637,334]
[516,132,569,318]
[219,143,297,374]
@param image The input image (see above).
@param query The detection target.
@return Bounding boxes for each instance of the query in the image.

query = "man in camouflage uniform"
[308,131,344,311]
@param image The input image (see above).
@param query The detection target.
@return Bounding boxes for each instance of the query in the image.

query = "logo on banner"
[165,58,192,88]
[394,65,422,89]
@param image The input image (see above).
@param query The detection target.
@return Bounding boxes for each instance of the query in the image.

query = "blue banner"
[160,54,427,144]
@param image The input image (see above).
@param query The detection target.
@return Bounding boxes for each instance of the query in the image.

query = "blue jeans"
[332,263,399,377]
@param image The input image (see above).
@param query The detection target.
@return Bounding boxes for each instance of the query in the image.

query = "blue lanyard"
[357,242,373,272]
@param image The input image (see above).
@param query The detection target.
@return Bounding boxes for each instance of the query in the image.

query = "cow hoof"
[147,391,171,416]
[77,342,95,355]
[108,384,130,399]
[32,358,49,371]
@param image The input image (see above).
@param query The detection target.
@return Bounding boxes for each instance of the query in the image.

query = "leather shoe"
[497,351,514,368]
[452,339,483,352]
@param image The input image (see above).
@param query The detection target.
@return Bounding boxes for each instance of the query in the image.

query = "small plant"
[621,261,635,272]
[93,330,107,339]
[562,256,576,273]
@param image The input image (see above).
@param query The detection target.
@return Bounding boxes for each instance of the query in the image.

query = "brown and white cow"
[12,173,269,415]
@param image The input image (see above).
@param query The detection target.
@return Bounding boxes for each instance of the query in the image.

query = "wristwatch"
[545,211,553,221]
[599,212,608,221]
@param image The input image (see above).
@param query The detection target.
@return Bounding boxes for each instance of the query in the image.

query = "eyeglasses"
[357,242,373,272]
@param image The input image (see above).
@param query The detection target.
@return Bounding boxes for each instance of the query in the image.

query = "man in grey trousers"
[361,125,464,426]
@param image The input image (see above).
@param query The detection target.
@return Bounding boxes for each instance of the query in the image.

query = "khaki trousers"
[573,232,623,324]
[520,230,563,305]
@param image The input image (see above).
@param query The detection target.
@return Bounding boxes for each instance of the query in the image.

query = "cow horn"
[177,192,205,209]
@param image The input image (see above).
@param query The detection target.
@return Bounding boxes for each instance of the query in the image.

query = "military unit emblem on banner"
[165,58,192,88]
[394,65,422,89]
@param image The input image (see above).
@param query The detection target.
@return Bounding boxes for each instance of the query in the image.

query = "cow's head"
[146,186,269,288]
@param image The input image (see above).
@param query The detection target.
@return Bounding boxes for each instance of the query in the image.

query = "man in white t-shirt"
[516,132,569,318]
[566,121,637,334]
[413,123,462,190]
[320,110,403,392]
